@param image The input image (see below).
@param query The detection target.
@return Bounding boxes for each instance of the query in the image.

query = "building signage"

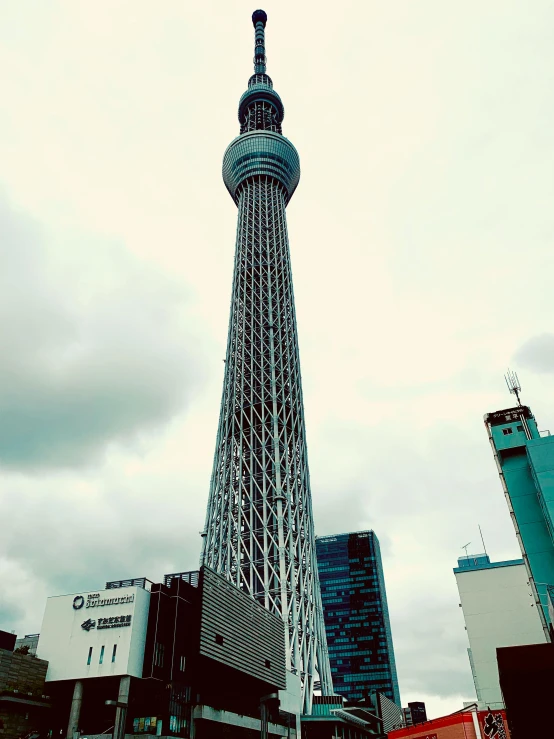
[478,710,508,739]
[133,717,158,734]
[487,406,531,426]
[80,615,133,631]
[72,593,135,610]
[98,615,132,629]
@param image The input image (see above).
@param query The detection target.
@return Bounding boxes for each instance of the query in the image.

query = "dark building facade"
[42,566,293,739]
[304,695,385,738]
[497,642,554,738]
[402,701,427,727]
[316,531,400,705]
[0,634,50,739]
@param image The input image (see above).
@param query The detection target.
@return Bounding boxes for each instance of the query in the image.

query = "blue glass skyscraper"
[485,403,554,638]
[315,530,401,705]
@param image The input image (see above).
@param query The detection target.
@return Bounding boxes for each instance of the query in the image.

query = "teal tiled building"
[485,403,554,637]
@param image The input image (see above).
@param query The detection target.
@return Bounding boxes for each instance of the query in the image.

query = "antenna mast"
[479,525,488,557]
[505,369,522,406]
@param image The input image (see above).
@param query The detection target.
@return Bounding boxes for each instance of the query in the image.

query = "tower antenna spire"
[252,9,268,73]
[505,369,522,406]
[203,8,331,713]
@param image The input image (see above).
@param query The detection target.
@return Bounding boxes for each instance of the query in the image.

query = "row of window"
[502,424,524,436]
[338,672,393,683]
[87,645,116,665]
[152,642,186,672]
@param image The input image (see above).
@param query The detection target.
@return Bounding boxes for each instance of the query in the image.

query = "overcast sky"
[1,0,554,719]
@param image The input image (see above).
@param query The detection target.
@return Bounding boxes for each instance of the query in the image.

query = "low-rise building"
[388,706,511,739]
[402,701,427,727]
[303,695,385,738]
[14,634,40,657]
[453,553,545,709]
[37,566,298,738]
[0,630,50,739]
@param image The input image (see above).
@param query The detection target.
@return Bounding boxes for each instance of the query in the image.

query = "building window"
[99,645,105,664]
[180,655,186,672]
[517,425,523,431]
[265,659,271,668]
[154,641,165,667]
[112,645,117,663]
[87,647,93,666]
[502,428,513,435]
[215,634,224,646]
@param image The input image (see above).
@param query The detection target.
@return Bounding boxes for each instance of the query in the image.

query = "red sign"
[478,710,510,739]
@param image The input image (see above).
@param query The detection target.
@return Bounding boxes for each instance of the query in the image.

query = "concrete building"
[453,553,546,709]
[351,692,404,734]
[303,695,385,738]
[37,566,299,738]
[402,702,427,727]
[0,629,50,739]
[485,403,554,634]
[316,531,400,705]
[14,634,40,657]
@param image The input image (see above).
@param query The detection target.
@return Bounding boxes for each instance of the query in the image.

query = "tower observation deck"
[201,9,333,713]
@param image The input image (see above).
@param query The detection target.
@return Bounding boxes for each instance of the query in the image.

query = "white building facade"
[454,554,546,709]
[37,586,150,682]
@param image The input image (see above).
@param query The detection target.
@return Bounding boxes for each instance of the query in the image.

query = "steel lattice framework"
[200,9,333,714]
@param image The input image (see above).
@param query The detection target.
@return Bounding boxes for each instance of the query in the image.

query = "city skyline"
[1,0,554,720]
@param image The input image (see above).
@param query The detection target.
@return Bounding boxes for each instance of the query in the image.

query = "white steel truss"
[201,11,332,715]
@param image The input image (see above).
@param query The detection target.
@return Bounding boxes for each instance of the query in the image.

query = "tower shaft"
[201,10,332,713]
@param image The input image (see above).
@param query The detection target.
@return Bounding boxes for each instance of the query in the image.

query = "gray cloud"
[0,195,203,469]
[514,334,554,375]
[0,602,24,629]
[392,599,474,698]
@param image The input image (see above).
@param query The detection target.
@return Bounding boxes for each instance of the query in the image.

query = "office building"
[200,9,332,713]
[37,566,297,738]
[355,691,404,733]
[454,553,546,709]
[402,701,427,727]
[316,531,400,705]
[485,403,554,634]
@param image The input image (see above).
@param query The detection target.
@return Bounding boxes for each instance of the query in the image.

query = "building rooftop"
[316,530,375,541]
[453,554,524,574]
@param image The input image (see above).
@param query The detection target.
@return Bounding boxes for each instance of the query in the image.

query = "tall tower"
[201,10,333,713]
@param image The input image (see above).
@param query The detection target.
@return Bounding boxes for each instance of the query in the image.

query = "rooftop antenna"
[505,369,522,406]
[478,524,488,557]
[462,542,471,560]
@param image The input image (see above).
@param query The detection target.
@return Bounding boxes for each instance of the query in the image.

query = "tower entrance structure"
[201,9,333,713]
